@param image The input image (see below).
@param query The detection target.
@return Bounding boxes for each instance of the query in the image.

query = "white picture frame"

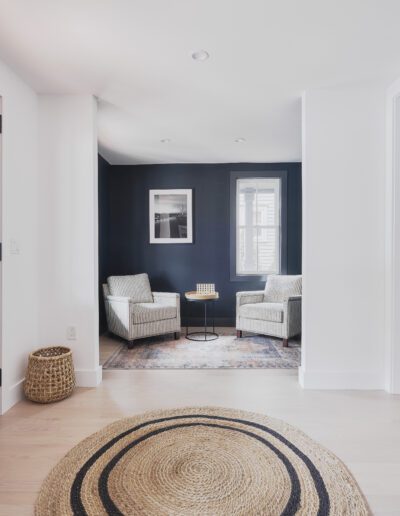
[149,189,193,244]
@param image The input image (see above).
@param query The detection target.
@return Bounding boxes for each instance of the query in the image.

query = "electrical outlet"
[9,239,20,255]
[67,326,77,340]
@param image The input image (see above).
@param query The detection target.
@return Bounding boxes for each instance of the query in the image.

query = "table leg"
[204,301,207,341]
[213,300,215,334]
[184,298,219,342]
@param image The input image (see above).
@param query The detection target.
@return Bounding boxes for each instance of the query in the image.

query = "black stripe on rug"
[70,413,330,516]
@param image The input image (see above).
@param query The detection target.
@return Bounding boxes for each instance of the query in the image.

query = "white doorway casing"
[385,79,400,393]
[38,95,101,389]
[0,97,2,414]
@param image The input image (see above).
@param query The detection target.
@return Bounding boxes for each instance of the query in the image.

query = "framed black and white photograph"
[149,189,193,244]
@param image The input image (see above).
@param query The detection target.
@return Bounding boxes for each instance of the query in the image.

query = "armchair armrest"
[105,295,132,303]
[153,293,181,326]
[283,295,302,313]
[236,291,264,307]
[283,295,302,338]
[153,292,180,306]
[104,294,132,340]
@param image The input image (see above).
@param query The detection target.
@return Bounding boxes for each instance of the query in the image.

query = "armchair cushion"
[131,303,177,325]
[107,273,153,303]
[264,275,302,303]
[239,302,284,323]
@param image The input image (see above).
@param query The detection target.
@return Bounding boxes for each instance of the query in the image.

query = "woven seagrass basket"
[24,346,75,403]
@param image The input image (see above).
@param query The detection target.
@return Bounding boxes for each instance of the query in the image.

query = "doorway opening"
[97,160,303,372]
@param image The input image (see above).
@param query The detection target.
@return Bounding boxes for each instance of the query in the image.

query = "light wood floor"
[0,339,399,514]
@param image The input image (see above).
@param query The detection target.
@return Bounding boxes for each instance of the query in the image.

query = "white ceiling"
[1,0,400,164]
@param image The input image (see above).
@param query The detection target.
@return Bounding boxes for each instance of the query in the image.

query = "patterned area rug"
[102,331,301,369]
[35,407,370,515]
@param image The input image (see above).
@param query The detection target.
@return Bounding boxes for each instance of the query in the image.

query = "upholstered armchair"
[236,275,302,347]
[103,273,181,348]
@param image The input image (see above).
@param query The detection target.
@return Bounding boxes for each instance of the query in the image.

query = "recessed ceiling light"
[191,50,210,61]
[235,137,246,143]
[160,138,171,143]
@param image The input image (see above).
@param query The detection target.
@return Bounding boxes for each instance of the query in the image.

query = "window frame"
[236,177,281,276]
[230,170,288,282]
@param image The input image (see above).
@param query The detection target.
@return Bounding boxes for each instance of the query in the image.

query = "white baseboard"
[1,378,25,414]
[299,366,384,390]
[75,365,102,387]
[1,367,102,414]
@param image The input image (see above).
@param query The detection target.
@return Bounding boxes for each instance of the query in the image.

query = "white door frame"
[385,78,400,393]
[0,97,2,414]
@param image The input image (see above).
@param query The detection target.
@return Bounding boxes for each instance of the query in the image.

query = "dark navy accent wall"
[98,159,302,330]
[98,155,111,334]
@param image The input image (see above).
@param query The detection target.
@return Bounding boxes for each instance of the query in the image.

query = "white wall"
[38,95,101,387]
[301,82,386,389]
[384,78,400,393]
[0,64,101,413]
[0,61,39,413]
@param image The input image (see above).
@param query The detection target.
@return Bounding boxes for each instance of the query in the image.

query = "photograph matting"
[149,189,193,244]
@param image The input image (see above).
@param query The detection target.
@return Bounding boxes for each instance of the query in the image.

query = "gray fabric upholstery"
[103,283,180,341]
[236,291,265,306]
[107,273,153,303]
[263,274,302,302]
[239,302,284,323]
[131,303,177,325]
[236,276,302,340]
[286,297,302,338]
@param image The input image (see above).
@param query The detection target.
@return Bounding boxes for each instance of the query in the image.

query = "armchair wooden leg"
[237,330,243,338]
[127,340,135,349]
[282,338,289,347]
[174,332,180,340]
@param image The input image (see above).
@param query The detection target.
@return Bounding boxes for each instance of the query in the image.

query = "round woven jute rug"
[35,407,370,515]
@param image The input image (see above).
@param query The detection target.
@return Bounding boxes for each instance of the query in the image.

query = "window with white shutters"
[236,177,281,275]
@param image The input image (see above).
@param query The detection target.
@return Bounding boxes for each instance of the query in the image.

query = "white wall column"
[0,60,39,413]
[38,95,101,387]
[300,82,386,389]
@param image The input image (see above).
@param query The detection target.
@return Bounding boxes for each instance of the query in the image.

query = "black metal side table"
[185,291,219,341]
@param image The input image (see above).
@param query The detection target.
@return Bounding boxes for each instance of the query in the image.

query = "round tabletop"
[185,291,219,301]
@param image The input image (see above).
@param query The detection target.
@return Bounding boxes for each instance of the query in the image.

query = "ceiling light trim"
[191,50,210,62]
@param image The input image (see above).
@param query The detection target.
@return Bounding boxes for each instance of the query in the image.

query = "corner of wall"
[75,365,102,388]
[384,78,400,394]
